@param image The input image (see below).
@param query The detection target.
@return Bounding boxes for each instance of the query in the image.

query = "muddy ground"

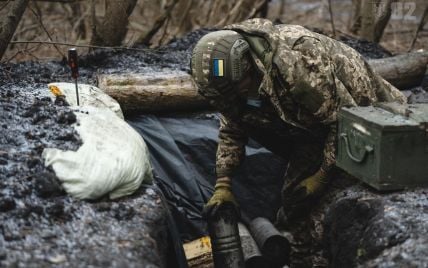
[0,86,171,267]
[1,27,428,267]
[285,173,428,268]
[0,30,215,268]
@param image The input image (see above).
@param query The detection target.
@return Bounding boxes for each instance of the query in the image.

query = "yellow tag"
[49,85,63,97]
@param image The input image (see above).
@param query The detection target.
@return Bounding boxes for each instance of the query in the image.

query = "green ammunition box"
[337,103,428,191]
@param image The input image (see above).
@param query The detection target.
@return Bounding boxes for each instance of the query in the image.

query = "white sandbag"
[42,106,153,200]
[48,82,124,119]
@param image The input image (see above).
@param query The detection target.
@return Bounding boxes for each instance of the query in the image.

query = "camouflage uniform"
[212,19,406,183]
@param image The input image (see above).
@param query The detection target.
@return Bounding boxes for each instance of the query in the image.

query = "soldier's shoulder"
[275,24,309,33]
[225,18,274,33]
[273,24,321,48]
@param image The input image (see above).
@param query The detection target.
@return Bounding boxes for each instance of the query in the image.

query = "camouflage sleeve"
[276,36,358,171]
[289,37,338,171]
[288,37,337,123]
[322,124,337,171]
[376,76,407,104]
[216,114,248,178]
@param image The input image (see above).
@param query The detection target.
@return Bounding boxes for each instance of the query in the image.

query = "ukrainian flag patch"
[213,59,224,77]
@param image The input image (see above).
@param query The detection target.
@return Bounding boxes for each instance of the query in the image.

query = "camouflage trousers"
[244,123,327,213]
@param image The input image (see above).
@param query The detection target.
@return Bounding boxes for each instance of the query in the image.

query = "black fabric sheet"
[128,113,287,241]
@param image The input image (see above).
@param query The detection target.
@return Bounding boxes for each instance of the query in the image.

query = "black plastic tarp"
[128,113,287,241]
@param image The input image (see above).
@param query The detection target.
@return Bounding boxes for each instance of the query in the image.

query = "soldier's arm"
[216,114,248,178]
[282,37,339,171]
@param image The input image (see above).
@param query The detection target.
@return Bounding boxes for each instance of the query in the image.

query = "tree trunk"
[90,0,138,46]
[409,4,428,51]
[349,0,362,34]
[368,52,428,89]
[97,53,428,114]
[358,0,392,42]
[0,0,29,61]
[97,71,208,114]
[137,0,179,46]
[71,2,86,40]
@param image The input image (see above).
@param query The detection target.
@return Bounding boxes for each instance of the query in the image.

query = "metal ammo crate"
[336,103,428,191]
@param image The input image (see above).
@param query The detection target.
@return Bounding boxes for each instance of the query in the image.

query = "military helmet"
[191,30,251,98]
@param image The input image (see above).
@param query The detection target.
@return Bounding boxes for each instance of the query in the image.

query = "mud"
[0,30,211,268]
[0,85,172,266]
[1,27,427,267]
[338,35,393,59]
[281,171,428,268]
[323,182,428,267]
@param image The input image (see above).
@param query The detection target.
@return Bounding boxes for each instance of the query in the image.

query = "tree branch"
[0,0,29,60]
[0,0,11,12]
[28,4,66,58]
[138,0,178,46]
[409,4,428,52]
[8,40,157,52]
[248,0,270,20]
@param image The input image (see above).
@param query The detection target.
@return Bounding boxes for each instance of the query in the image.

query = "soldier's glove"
[286,168,329,206]
[203,178,238,218]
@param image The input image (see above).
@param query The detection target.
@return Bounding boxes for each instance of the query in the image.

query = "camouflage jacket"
[215,19,406,178]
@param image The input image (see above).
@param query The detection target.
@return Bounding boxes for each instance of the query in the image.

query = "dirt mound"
[0,84,171,267]
[339,35,393,59]
[324,185,428,267]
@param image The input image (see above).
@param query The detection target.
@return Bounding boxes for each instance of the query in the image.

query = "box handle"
[340,133,373,163]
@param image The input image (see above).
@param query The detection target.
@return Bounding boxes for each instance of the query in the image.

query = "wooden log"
[97,70,208,114]
[368,52,428,89]
[97,52,428,114]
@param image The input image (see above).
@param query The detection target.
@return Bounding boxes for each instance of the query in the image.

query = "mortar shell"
[249,217,290,266]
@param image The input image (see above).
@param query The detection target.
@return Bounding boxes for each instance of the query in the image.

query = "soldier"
[190,19,406,221]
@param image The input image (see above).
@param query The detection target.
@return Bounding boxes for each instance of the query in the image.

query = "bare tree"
[409,4,428,51]
[91,0,138,46]
[215,0,269,27]
[350,0,393,43]
[327,0,336,38]
[70,2,86,40]
[349,0,362,34]
[0,0,29,60]
[137,0,178,46]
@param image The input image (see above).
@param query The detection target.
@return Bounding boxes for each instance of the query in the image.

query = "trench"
[1,26,428,267]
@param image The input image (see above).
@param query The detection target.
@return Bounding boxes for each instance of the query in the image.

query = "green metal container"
[337,103,428,191]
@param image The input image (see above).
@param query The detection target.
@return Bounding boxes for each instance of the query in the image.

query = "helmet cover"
[191,30,251,99]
